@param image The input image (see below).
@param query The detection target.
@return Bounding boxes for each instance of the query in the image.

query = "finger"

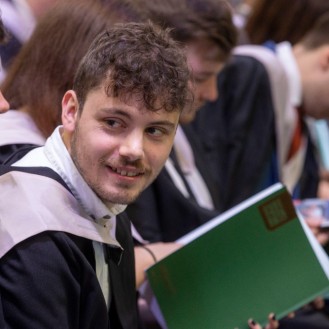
[305,217,324,227]
[248,319,262,329]
[312,297,325,310]
[265,313,279,329]
[316,232,329,246]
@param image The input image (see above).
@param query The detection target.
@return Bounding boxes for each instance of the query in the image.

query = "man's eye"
[193,76,207,84]
[146,127,165,137]
[106,119,121,128]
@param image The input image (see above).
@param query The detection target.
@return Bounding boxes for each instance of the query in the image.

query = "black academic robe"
[0,166,138,329]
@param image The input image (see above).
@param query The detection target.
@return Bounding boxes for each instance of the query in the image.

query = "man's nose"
[119,131,145,161]
[201,77,218,102]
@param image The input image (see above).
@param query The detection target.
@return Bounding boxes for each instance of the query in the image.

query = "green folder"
[145,183,329,329]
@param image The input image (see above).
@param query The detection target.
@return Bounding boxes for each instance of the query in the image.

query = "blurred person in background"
[0,0,61,81]
[245,0,329,45]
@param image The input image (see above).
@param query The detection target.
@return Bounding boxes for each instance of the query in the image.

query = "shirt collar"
[276,42,303,107]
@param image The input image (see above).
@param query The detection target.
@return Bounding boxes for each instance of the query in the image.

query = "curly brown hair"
[73,21,191,114]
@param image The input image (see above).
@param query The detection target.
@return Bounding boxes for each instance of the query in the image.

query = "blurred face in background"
[179,39,225,125]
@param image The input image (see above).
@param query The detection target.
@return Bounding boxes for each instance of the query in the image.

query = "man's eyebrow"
[99,108,133,119]
[193,70,215,78]
[150,120,177,130]
[99,108,177,129]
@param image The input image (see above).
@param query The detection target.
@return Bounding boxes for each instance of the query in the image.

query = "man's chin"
[97,188,139,205]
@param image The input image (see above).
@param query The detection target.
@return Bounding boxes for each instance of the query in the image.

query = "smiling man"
[62,91,179,206]
[0,21,190,329]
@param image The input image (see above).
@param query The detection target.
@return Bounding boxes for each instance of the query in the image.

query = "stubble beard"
[70,129,150,205]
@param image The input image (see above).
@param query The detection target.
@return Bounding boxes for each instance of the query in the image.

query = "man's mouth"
[110,166,143,177]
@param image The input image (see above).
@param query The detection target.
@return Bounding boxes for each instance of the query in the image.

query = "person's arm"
[134,242,182,288]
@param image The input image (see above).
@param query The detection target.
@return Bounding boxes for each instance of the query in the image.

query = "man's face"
[61,88,180,205]
[297,45,329,119]
[302,68,329,119]
[181,40,225,125]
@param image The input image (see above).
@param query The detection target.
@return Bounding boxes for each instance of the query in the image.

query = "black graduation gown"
[0,166,138,329]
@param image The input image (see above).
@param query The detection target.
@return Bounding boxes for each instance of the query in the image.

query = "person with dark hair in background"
[245,0,329,46]
[194,7,329,329]
[194,0,329,210]
[125,0,237,242]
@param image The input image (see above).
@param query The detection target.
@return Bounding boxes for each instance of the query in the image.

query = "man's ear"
[61,90,79,132]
